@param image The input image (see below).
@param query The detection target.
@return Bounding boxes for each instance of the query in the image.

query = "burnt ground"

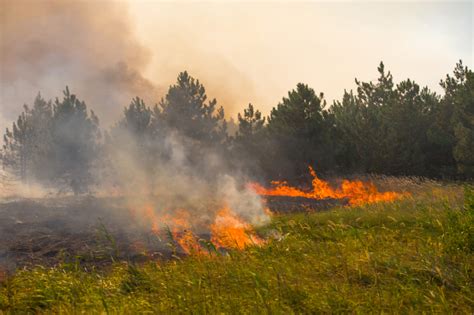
[0,197,175,273]
[0,195,344,274]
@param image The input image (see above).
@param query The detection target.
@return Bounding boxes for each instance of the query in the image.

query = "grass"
[0,182,473,313]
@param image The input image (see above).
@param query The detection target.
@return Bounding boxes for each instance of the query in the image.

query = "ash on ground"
[0,197,173,272]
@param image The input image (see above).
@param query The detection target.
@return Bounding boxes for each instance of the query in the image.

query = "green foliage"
[265,83,336,178]
[332,62,439,175]
[51,87,101,194]
[268,83,328,136]
[119,97,153,137]
[1,61,473,195]
[108,97,161,172]
[160,71,227,145]
[1,89,100,193]
[236,103,265,139]
[229,60,472,179]
[1,94,53,183]
[440,61,474,177]
[231,103,267,175]
[1,184,472,313]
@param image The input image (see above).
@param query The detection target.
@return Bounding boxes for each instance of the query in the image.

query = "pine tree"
[266,83,335,178]
[109,96,162,173]
[119,97,153,136]
[2,108,31,183]
[333,62,439,176]
[160,71,227,145]
[51,87,101,194]
[1,94,53,183]
[28,95,54,182]
[231,104,266,176]
[236,103,265,139]
[439,61,474,177]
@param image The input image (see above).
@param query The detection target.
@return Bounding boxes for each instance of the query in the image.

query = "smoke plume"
[101,127,269,233]
[0,0,160,131]
[0,0,262,134]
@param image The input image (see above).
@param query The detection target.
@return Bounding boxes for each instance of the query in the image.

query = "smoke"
[3,0,466,235]
[2,0,470,134]
[101,127,269,234]
[0,0,262,134]
[0,168,54,199]
[0,0,160,132]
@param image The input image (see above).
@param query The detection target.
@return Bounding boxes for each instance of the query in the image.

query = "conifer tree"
[160,71,227,145]
[266,83,335,178]
[51,87,101,194]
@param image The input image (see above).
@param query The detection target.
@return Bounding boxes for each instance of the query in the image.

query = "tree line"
[1,61,473,194]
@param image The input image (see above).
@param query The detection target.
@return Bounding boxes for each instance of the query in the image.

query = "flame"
[210,206,264,250]
[130,166,403,258]
[173,229,204,255]
[165,209,205,255]
[249,166,404,206]
[143,204,160,234]
[136,204,263,255]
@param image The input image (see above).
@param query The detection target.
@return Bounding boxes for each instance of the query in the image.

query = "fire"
[210,206,264,250]
[173,229,204,255]
[132,166,402,257]
[249,166,404,206]
[137,204,263,255]
[143,204,160,234]
[162,209,205,255]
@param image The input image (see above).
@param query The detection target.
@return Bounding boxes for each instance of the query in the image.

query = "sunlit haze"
[1,0,472,130]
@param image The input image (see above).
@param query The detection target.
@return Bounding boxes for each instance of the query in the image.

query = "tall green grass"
[0,183,472,313]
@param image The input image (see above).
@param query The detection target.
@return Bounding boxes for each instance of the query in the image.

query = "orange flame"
[160,209,205,255]
[136,204,264,255]
[143,204,160,234]
[173,229,204,255]
[249,166,404,206]
[210,206,264,250]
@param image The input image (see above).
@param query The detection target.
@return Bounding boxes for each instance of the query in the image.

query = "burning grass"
[249,166,407,206]
[121,168,406,257]
[210,206,264,250]
[0,168,409,271]
[134,202,266,256]
[0,181,472,313]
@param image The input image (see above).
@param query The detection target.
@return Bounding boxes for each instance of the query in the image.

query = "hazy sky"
[1,0,472,132]
[127,0,473,113]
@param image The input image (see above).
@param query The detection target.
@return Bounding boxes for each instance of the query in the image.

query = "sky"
[0,0,472,132]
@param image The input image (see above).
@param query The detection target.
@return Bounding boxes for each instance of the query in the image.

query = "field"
[0,179,473,313]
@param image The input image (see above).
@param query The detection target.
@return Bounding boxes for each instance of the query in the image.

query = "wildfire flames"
[248,166,404,206]
[134,167,404,256]
[139,204,263,255]
[210,206,264,250]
